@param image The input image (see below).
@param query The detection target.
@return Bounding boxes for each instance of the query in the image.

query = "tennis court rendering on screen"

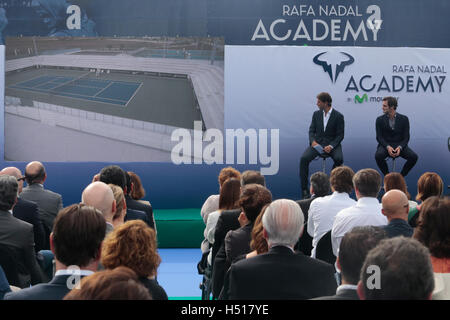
[4,37,224,162]
[10,74,141,106]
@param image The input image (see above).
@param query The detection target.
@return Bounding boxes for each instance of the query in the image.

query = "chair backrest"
[0,244,27,288]
[315,230,336,265]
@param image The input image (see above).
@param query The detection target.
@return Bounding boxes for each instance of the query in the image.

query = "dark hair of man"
[0,175,18,211]
[52,203,106,267]
[339,226,386,284]
[25,165,46,185]
[64,266,151,300]
[382,96,398,110]
[330,166,355,194]
[310,171,331,197]
[360,237,434,300]
[416,172,443,202]
[413,196,450,259]
[99,165,126,190]
[384,172,411,200]
[353,168,381,198]
[241,170,265,186]
[218,178,241,211]
[238,184,272,222]
[317,92,332,106]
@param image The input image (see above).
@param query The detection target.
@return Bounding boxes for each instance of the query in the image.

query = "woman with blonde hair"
[108,184,127,229]
[101,220,168,300]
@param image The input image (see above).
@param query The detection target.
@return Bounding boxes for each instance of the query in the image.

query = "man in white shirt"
[308,166,356,258]
[331,168,388,256]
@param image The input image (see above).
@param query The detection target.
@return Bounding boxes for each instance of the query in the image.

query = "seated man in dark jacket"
[227,199,337,299]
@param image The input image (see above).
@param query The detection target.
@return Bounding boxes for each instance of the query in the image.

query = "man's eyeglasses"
[17,176,26,182]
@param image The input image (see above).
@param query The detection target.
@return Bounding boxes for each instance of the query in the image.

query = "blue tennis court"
[9,74,142,106]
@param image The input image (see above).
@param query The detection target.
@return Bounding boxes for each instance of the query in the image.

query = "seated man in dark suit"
[98,165,150,228]
[299,92,344,199]
[0,175,44,288]
[381,190,413,238]
[375,96,418,177]
[5,203,106,300]
[227,199,337,299]
[20,161,63,250]
[313,226,386,300]
[295,171,331,256]
[1,167,45,252]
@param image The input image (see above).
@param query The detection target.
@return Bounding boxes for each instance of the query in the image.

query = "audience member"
[331,168,387,256]
[308,166,356,257]
[0,175,44,288]
[383,172,417,210]
[239,170,266,187]
[409,172,443,227]
[125,171,156,230]
[295,171,331,256]
[246,204,270,259]
[201,167,241,225]
[227,199,337,299]
[128,171,150,206]
[4,203,106,300]
[381,190,413,238]
[357,237,434,300]
[413,196,450,299]
[99,165,150,227]
[81,181,116,235]
[108,184,127,229]
[204,178,241,265]
[0,167,45,252]
[0,265,12,300]
[211,173,267,298]
[20,161,63,250]
[313,226,386,300]
[101,220,168,300]
[225,184,272,264]
[64,266,152,300]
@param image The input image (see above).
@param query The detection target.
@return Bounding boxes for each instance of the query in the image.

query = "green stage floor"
[154,208,205,248]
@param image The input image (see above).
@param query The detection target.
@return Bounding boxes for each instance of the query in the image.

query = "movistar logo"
[313,52,355,83]
[354,94,368,103]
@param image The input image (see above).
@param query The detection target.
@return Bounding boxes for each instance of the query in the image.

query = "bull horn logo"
[313,52,355,83]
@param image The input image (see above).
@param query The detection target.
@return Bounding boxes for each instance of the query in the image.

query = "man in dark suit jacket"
[5,203,106,300]
[300,92,344,199]
[375,96,418,177]
[1,166,46,253]
[0,175,44,288]
[295,171,331,256]
[313,226,386,300]
[20,162,63,250]
[228,199,337,299]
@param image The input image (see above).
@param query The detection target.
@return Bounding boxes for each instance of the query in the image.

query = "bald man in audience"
[381,189,413,238]
[82,182,116,235]
[20,161,63,250]
[0,167,45,252]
